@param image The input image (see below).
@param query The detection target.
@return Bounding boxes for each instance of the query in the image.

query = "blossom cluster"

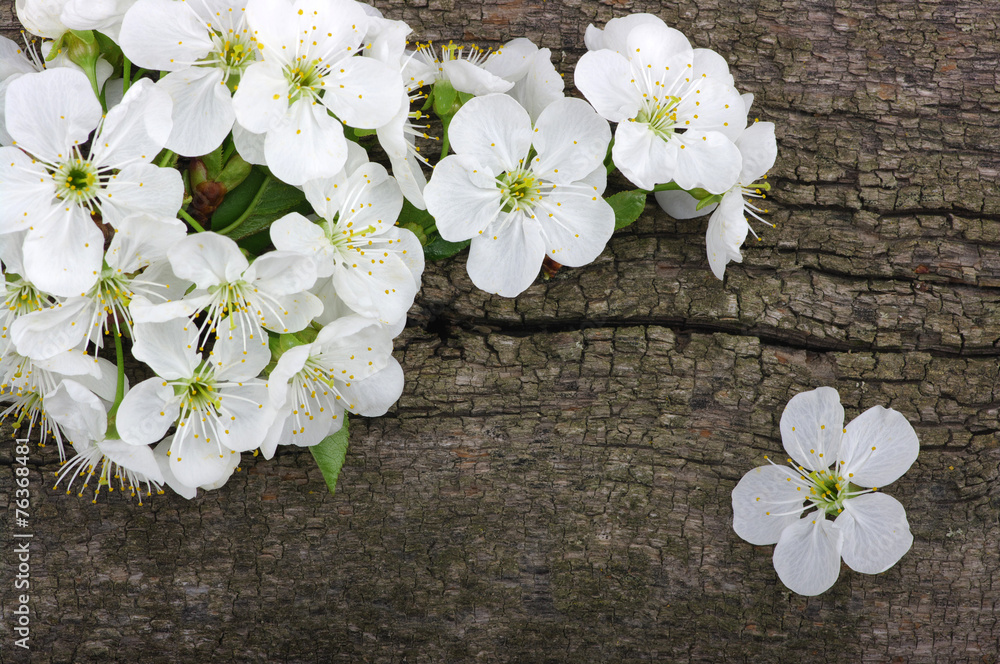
[0,0,913,600]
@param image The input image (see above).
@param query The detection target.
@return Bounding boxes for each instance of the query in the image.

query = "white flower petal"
[442,58,513,96]
[322,55,403,129]
[212,317,271,381]
[231,121,267,165]
[331,245,417,325]
[448,93,532,174]
[168,232,248,287]
[483,37,538,80]
[4,68,100,162]
[587,13,667,55]
[625,22,693,75]
[779,386,845,472]
[22,206,103,297]
[269,213,334,276]
[99,162,184,227]
[131,318,201,380]
[0,146,55,231]
[90,78,173,168]
[247,250,317,296]
[169,424,242,487]
[116,378,179,445]
[506,47,564,122]
[611,119,676,191]
[773,515,844,596]
[99,438,165,484]
[676,78,746,143]
[153,437,197,499]
[338,358,404,417]
[732,464,807,546]
[655,189,715,220]
[466,212,546,297]
[264,99,348,185]
[535,188,614,267]
[672,131,742,194]
[841,406,920,487]
[216,380,273,452]
[573,49,642,123]
[736,121,778,185]
[10,297,89,360]
[692,48,734,88]
[532,97,610,184]
[119,0,212,69]
[705,189,749,280]
[423,154,502,241]
[836,493,913,574]
[231,60,290,134]
[106,213,187,272]
[43,379,107,442]
[157,67,234,157]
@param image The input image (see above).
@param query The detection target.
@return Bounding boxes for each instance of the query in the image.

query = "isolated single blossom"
[656,112,777,279]
[261,315,404,458]
[230,0,403,185]
[11,214,188,361]
[119,0,256,156]
[270,152,422,326]
[0,68,181,297]
[116,318,273,487]
[45,379,165,503]
[424,94,614,297]
[732,387,919,596]
[574,14,746,192]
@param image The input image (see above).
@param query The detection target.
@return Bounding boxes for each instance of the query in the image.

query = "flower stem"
[105,323,127,439]
[157,149,177,168]
[178,208,207,233]
[215,173,272,235]
[123,56,132,94]
[439,115,452,160]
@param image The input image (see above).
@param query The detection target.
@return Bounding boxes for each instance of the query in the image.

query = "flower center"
[53,158,100,204]
[635,95,682,140]
[208,30,255,82]
[497,169,542,213]
[283,60,325,104]
[4,277,50,318]
[174,365,222,415]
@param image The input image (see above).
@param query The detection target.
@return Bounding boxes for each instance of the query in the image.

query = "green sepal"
[310,415,350,496]
[432,81,459,119]
[607,190,648,230]
[93,31,123,69]
[695,193,724,211]
[400,222,427,246]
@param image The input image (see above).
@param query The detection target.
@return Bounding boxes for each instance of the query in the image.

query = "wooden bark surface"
[2,0,999,662]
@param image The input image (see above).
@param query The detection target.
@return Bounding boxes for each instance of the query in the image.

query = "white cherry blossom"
[260,315,404,458]
[16,0,136,42]
[732,387,919,596]
[270,152,422,326]
[119,0,256,156]
[423,94,614,297]
[116,317,274,487]
[656,114,777,279]
[574,14,746,192]
[230,0,403,185]
[0,68,181,297]
[44,379,165,503]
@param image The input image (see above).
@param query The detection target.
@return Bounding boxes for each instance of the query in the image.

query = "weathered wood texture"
[2,1,999,662]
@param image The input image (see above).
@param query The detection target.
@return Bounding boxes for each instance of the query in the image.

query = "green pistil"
[174,365,222,414]
[53,159,99,204]
[807,468,860,515]
[5,279,48,316]
[635,95,681,140]
[283,60,324,104]
[497,169,540,213]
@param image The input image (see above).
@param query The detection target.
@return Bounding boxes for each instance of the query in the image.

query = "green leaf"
[424,235,470,261]
[397,199,437,234]
[210,167,309,239]
[608,190,648,230]
[310,415,350,495]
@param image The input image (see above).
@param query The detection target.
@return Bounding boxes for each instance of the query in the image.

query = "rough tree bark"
[2,0,999,662]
